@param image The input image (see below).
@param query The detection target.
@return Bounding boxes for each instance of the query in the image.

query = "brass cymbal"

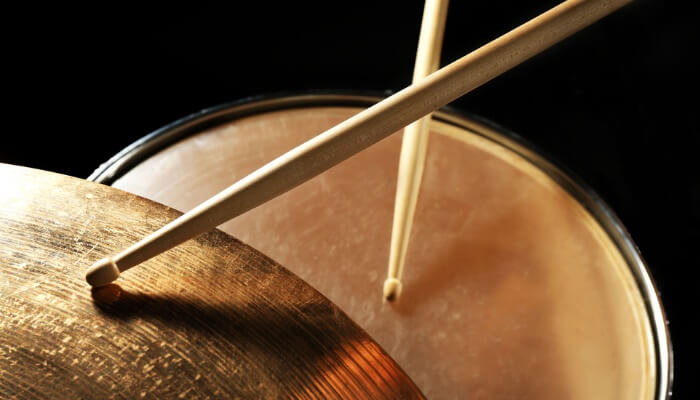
[0,164,424,399]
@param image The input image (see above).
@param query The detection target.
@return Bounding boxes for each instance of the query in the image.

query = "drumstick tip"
[86,257,120,287]
[383,278,402,302]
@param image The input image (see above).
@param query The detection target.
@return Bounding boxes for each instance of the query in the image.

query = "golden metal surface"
[0,164,424,399]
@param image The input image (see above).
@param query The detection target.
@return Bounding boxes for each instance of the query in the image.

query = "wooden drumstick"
[384,0,449,302]
[87,0,632,287]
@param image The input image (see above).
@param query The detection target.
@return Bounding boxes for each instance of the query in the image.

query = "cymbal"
[0,164,424,399]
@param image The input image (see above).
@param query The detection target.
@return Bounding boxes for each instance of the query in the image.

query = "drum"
[91,94,672,399]
[0,164,424,399]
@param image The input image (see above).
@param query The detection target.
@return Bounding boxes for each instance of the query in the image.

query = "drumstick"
[87,0,632,287]
[384,0,449,302]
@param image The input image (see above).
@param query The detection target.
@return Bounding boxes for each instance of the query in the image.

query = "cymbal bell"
[0,163,424,399]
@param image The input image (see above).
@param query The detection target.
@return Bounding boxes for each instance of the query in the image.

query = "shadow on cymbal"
[90,284,423,399]
[91,283,358,352]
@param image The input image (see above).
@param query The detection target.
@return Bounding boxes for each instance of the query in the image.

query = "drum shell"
[91,94,672,400]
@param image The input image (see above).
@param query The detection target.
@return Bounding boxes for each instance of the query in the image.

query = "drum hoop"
[88,92,673,399]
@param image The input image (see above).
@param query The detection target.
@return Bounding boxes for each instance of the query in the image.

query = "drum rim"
[88,92,673,399]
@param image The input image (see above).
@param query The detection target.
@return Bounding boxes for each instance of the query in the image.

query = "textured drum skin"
[112,106,656,399]
[0,164,424,399]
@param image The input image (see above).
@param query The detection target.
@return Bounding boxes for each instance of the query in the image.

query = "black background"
[3,1,697,397]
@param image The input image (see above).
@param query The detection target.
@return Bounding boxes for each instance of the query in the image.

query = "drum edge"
[89,92,673,399]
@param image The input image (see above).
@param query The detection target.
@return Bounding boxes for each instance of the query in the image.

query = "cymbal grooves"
[0,164,424,399]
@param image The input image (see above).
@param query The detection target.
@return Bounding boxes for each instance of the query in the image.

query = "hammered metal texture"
[0,164,424,399]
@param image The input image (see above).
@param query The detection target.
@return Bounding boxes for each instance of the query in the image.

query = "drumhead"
[90,93,672,399]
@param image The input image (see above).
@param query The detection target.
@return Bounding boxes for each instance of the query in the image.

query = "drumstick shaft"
[385,0,449,301]
[87,0,632,286]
